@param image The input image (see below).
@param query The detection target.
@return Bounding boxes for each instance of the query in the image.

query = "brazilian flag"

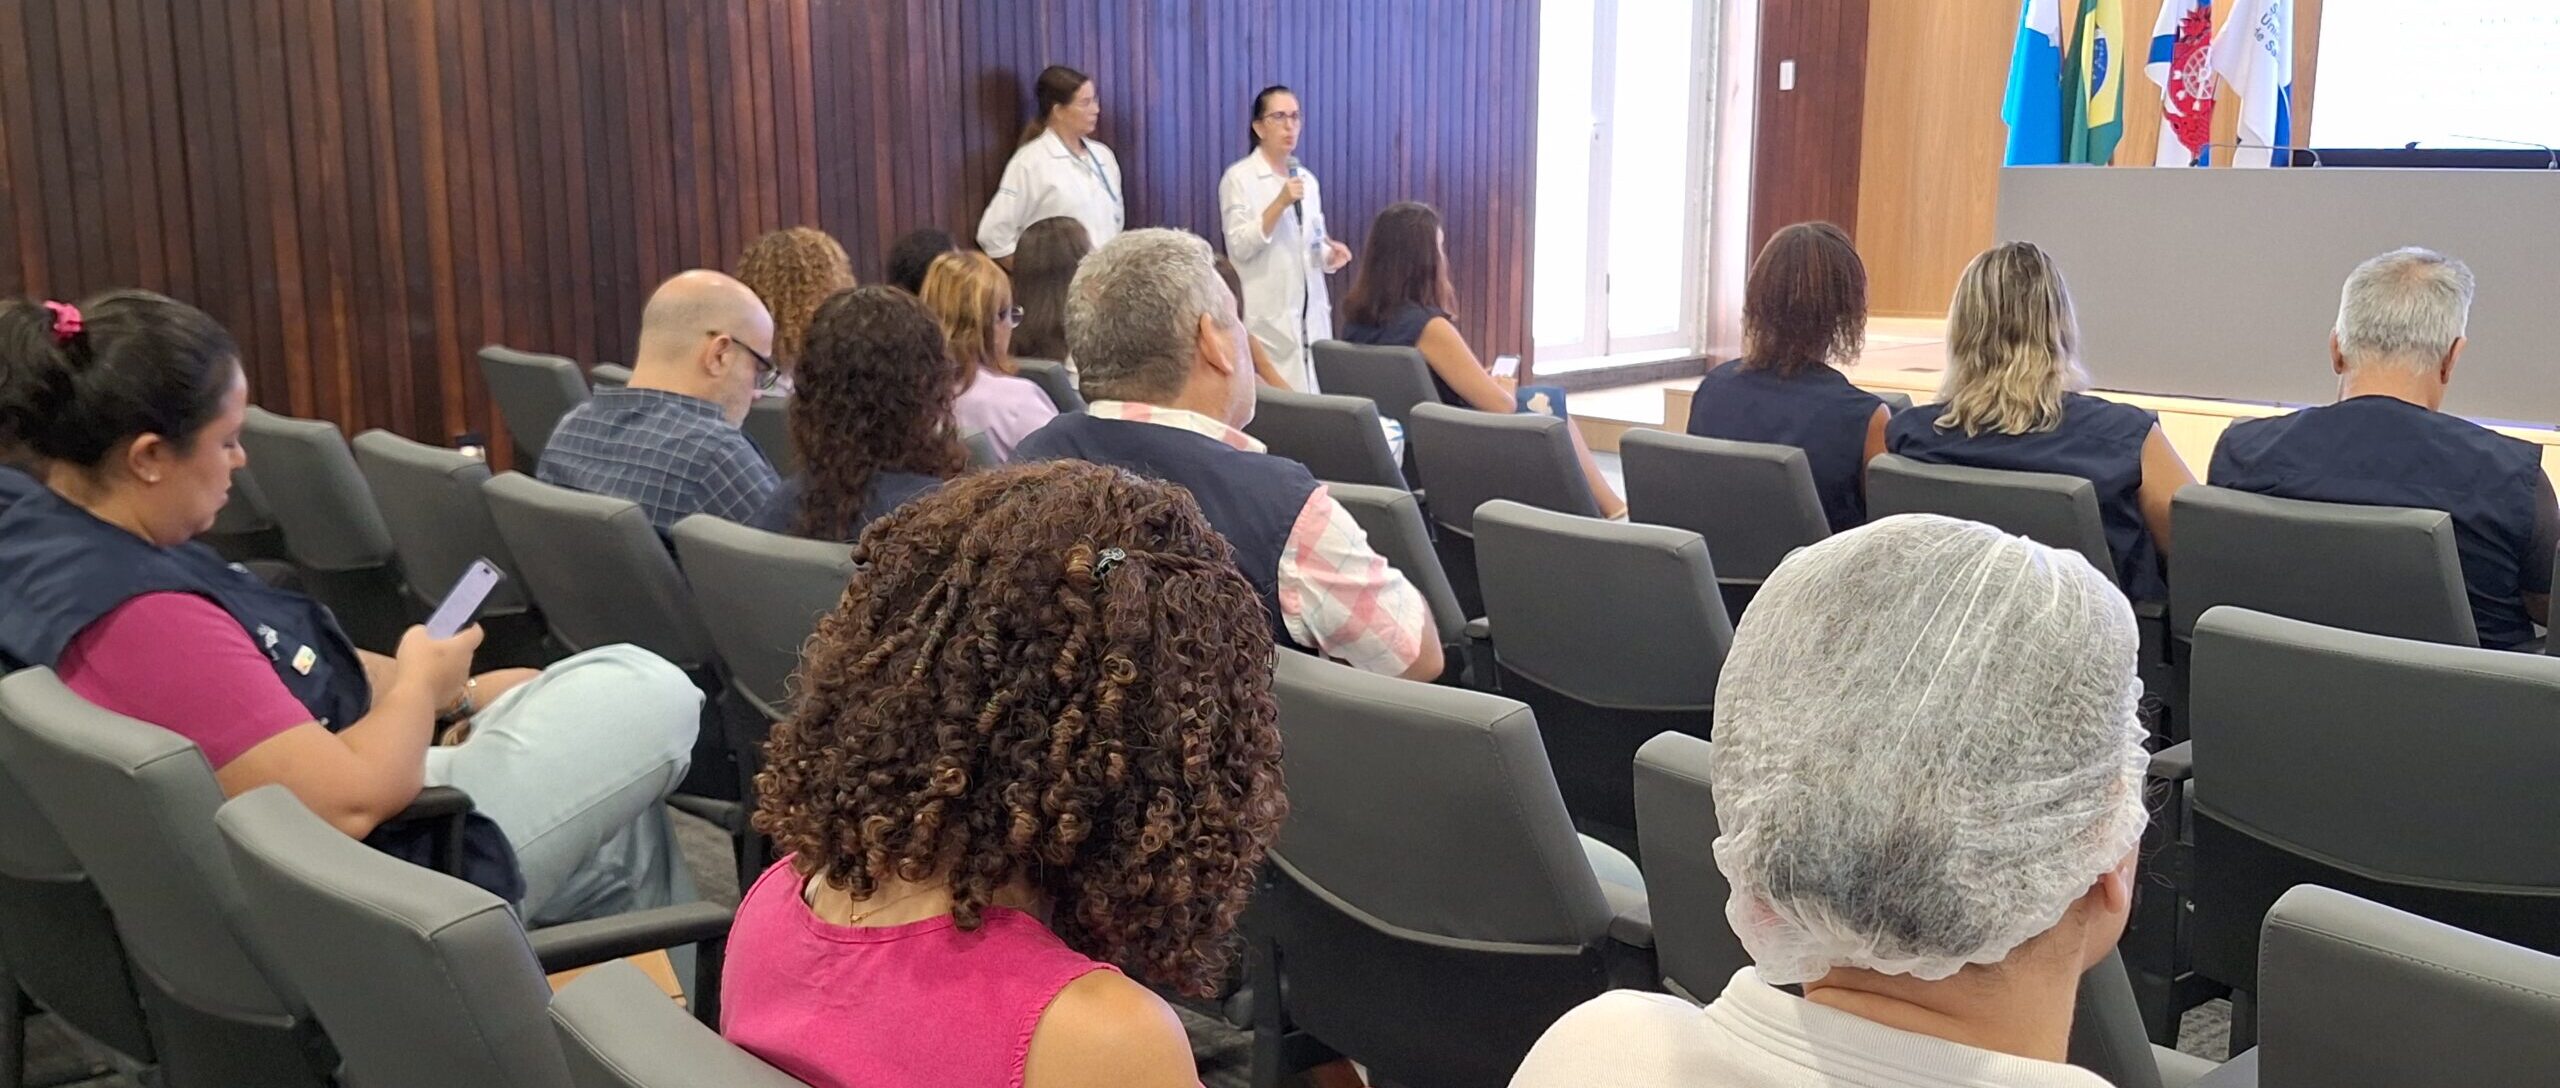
[2064,0,2126,164]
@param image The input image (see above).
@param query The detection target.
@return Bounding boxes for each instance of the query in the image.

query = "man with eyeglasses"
[538,270,784,535]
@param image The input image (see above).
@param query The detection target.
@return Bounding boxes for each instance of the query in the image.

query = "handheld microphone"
[2448,134,2560,170]
[1286,155,1304,224]
[2206,141,2324,168]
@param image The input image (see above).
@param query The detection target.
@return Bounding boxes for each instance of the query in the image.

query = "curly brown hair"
[789,286,971,542]
[738,227,856,372]
[754,461,1288,995]
[1741,222,1867,377]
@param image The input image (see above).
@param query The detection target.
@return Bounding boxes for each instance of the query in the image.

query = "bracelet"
[440,677,479,724]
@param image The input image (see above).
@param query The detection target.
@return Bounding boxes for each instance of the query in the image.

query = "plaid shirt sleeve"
[696,435,783,525]
[1275,485,1432,676]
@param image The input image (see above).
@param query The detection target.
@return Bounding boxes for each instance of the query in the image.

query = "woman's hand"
[1324,239,1353,273]
[390,624,481,715]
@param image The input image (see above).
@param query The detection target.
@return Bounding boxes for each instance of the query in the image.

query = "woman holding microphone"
[978,65,1123,264]
[1220,86,1352,391]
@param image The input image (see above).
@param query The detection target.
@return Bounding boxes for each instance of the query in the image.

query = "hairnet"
[1708,514,2149,985]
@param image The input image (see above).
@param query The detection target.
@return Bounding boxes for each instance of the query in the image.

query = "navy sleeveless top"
[1013,413,1319,651]
[749,470,943,544]
[1888,393,2165,601]
[1686,359,1887,533]
[2210,396,2551,650]
[1340,302,1465,407]
[0,465,33,514]
[0,487,526,901]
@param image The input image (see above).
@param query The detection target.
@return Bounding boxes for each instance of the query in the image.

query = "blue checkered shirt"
[536,388,779,534]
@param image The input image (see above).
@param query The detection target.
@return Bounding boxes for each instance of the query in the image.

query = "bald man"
[538,271,783,534]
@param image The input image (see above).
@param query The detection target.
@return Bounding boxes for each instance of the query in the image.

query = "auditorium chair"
[351,430,555,668]
[1618,430,1830,618]
[2168,486,2476,723]
[1474,501,1727,855]
[1247,653,1652,1088]
[1865,453,2116,578]
[1404,403,1602,619]
[1877,390,1915,411]
[477,345,590,471]
[668,515,854,886]
[238,407,412,654]
[742,397,794,476]
[963,430,1001,467]
[1244,388,1408,491]
[1321,484,1473,685]
[0,669,489,1088]
[587,363,633,390]
[479,473,737,807]
[2176,607,2560,1050]
[213,786,746,1088]
[0,757,157,1088]
[203,465,289,565]
[1311,340,1436,485]
[1633,733,2221,1088]
[1013,357,1087,413]
[2187,885,2560,1088]
[550,961,805,1088]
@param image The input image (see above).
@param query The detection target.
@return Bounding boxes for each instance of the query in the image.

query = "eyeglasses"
[1000,306,1025,328]
[1260,111,1302,126]
[719,333,780,391]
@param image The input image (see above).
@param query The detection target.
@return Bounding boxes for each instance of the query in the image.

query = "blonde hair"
[920,250,1015,393]
[737,227,855,371]
[1935,242,2089,436]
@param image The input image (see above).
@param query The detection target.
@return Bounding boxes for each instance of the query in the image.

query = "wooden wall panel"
[1751,0,1870,252]
[1857,0,2324,317]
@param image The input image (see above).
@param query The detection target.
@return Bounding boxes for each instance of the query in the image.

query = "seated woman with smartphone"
[1340,202,1625,517]
[0,291,704,925]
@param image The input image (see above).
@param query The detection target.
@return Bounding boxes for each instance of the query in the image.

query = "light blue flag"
[2003,0,2068,165]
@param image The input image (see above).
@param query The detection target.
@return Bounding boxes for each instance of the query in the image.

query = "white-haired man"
[2210,247,2558,650]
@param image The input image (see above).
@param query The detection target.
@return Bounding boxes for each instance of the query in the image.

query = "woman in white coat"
[1220,86,1352,391]
[978,65,1124,264]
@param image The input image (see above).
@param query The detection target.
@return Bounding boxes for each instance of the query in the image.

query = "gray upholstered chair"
[351,430,553,667]
[742,397,794,477]
[477,346,591,471]
[1244,388,1406,491]
[1404,403,1601,619]
[1877,390,1915,411]
[203,466,289,565]
[587,363,633,390]
[480,472,733,803]
[1322,484,1470,684]
[0,668,335,1087]
[0,755,157,1085]
[1618,429,1830,617]
[1013,358,1086,413]
[1633,733,2217,1088]
[962,430,1001,468]
[2170,485,2475,650]
[550,961,804,1088]
[1248,653,1653,1088]
[1474,501,1727,853]
[1309,340,1436,427]
[2224,885,2560,1087]
[213,785,739,1088]
[1865,452,2116,581]
[669,514,853,880]
[238,407,409,653]
[2184,607,2560,1048]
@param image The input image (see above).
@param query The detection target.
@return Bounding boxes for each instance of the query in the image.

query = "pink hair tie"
[41,300,81,345]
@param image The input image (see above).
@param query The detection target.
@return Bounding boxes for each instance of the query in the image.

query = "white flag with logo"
[2209,0,2294,167]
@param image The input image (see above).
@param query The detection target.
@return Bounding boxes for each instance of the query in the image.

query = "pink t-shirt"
[58,592,315,768]
[953,368,1061,461]
[720,859,1114,1088]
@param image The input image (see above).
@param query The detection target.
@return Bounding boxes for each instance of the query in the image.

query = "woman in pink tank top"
[721,461,1288,1088]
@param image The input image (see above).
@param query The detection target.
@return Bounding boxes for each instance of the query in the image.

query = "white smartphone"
[425,559,506,639]
[1491,354,1521,380]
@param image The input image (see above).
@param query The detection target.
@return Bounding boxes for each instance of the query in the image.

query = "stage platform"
[1569,318,2560,480]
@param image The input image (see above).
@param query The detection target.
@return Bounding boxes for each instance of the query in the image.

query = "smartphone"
[425,559,506,639]
[1492,354,1521,380]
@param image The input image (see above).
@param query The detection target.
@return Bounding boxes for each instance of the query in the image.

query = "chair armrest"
[2182,1048,2258,1088]
[2148,741,2193,784]
[530,901,735,974]
[551,961,804,1087]
[1463,617,1490,641]
[381,786,477,877]
[667,794,743,832]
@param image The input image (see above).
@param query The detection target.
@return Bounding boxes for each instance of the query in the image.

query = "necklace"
[839,882,951,926]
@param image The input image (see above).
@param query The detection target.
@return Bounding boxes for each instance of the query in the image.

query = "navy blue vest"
[0,487,525,901]
[1013,413,1319,651]
[2210,395,2549,650]
[1889,393,2167,601]
[0,465,33,515]
[1686,359,1887,533]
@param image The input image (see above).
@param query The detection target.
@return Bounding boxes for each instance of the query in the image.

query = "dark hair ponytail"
[0,290,239,470]
[1018,65,1092,147]
[1249,85,1295,152]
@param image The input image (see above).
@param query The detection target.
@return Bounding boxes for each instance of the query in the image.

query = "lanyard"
[1077,148,1118,207]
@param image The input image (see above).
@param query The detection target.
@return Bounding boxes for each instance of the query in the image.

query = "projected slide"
[2313,5,2560,150]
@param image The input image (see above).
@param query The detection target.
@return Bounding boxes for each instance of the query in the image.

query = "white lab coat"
[1219,152,1334,391]
[978,129,1125,260]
